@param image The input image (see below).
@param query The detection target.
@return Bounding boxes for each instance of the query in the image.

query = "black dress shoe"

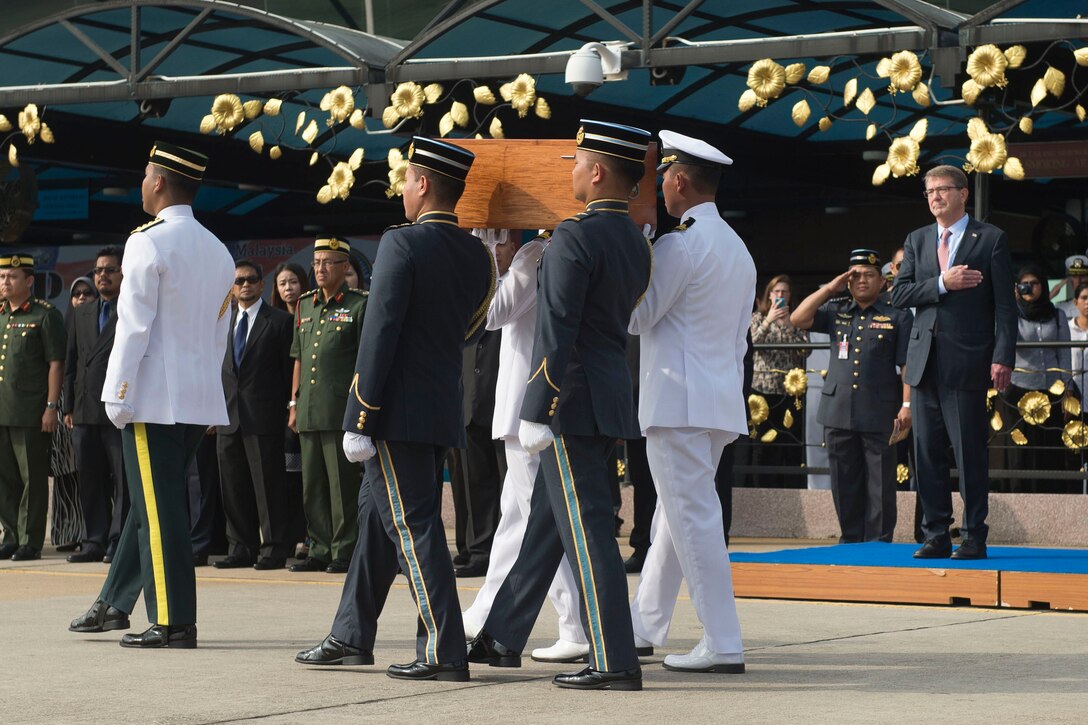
[326,559,350,574]
[624,553,645,574]
[913,537,952,559]
[69,599,130,633]
[290,557,329,573]
[120,624,197,649]
[553,665,642,691]
[56,542,79,552]
[0,544,17,559]
[454,561,488,577]
[67,548,106,563]
[11,546,40,561]
[951,539,987,560]
[295,634,374,665]
[452,552,471,566]
[387,659,469,682]
[212,555,254,569]
[193,554,209,567]
[467,631,522,667]
[102,554,113,564]
[254,557,285,571]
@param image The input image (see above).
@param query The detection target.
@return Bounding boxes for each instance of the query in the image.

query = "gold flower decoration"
[18,103,41,143]
[451,101,470,127]
[386,148,408,199]
[327,161,355,201]
[1010,429,1028,446]
[322,86,355,124]
[887,50,922,93]
[504,73,537,118]
[534,97,551,120]
[349,109,365,129]
[1076,48,1088,67]
[967,44,1008,88]
[1003,157,1025,181]
[391,82,425,119]
[783,368,808,398]
[0,114,10,132]
[791,99,811,127]
[746,59,786,105]
[896,464,909,484]
[1018,390,1051,425]
[784,63,806,84]
[39,123,54,144]
[1019,116,1033,135]
[211,94,244,133]
[887,137,920,178]
[473,86,497,105]
[912,82,930,107]
[990,410,1003,431]
[738,90,758,112]
[423,83,444,104]
[965,133,1007,174]
[1062,421,1088,450]
[489,116,504,139]
[748,394,770,426]
[1044,66,1066,98]
[807,65,830,84]
[263,98,282,116]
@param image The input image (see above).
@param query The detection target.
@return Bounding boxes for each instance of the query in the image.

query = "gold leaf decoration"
[1018,390,1051,425]
[1003,157,1025,181]
[967,117,989,142]
[909,118,928,143]
[855,88,876,115]
[818,116,832,132]
[912,82,930,107]
[316,185,334,205]
[423,83,444,104]
[1019,116,1033,135]
[876,57,891,78]
[325,86,354,123]
[210,94,243,134]
[242,99,264,120]
[263,98,282,116]
[1063,393,1082,417]
[1010,428,1028,446]
[489,116,504,139]
[391,82,426,118]
[39,123,54,144]
[1063,421,1088,449]
[1078,104,1086,122]
[991,410,1003,431]
[248,130,264,154]
[748,394,770,426]
[738,89,758,112]
[451,101,470,127]
[473,86,496,105]
[808,65,830,84]
[760,428,778,444]
[866,123,877,141]
[1005,45,1027,68]
[887,50,922,93]
[18,103,41,142]
[199,114,215,135]
[498,82,513,102]
[791,99,811,127]
[1044,66,1066,98]
[381,106,399,129]
[1030,78,1047,107]
[349,109,365,129]
[301,119,319,145]
[783,408,794,429]
[506,73,537,118]
[269,146,282,160]
[887,137,921,177]
[1076,48,1088,67]
[7,144,17,167]
[386,148,408,198]
[843,77,858,107]
[961,79,981,105]
[1049,380,1066,397]
[872,163,891,186]
[747,59,787,105]
[966,133,1007,174]
[295,111,306,134]
[308,152,319,166]
[348,147,364,171]
[0,114,10,132]
[784,62,806,84]
[967,44,1008,88]
[534,97,551,120]
[438,112,455,138]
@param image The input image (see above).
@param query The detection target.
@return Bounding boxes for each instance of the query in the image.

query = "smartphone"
[774,297,787,309]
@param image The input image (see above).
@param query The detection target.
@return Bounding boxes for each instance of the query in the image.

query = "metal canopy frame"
[0,0,403,107]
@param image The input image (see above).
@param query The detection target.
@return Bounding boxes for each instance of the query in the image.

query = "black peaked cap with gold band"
[656,129,733,173]
[1065,254,1088,276]
[149,141,208,181]
[850,248,882,269]
[0,254,35,271]
[407,136,476,182]
[575,119,651,164]
[314,237,351,256]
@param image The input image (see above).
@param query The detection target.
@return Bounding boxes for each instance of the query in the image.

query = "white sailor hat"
[657,130,733,173]
[881,262,894,281]
[1066,254,1088,276]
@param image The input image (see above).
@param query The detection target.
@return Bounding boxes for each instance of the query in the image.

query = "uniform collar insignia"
[417,210,459,225]
[586,198,629,214]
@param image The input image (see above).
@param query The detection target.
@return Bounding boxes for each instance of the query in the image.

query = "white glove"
[104,402,134,430]
[342,432,376,463]
[641,223,656,240]
[518,419,555,455]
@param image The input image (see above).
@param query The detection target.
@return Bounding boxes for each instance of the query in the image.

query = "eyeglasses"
[922,186,964,199]
[71,289,96,299]
[92,266,120,276]
[312,260,345,269]
[234,275,261,286]
[1022,280,1042,288]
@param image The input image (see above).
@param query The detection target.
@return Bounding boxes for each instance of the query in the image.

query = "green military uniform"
[291,250,368,567]
[0,255,66,555]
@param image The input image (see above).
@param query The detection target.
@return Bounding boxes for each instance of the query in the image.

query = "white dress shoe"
[662,638,744,674]
[462,614,480,641]
[634,634,654,656]
[531,639,590,663]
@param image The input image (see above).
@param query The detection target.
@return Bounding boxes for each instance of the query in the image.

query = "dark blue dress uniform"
[813,296,912,542]
[479,184,653,675]
[326,138,494,671]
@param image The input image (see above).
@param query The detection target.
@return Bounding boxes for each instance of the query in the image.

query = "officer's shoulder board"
[131,218,165,235]
[34,297,55,310]
[382,222,412,234]
[348,287,369,297]
[562,212,590,224]
[671,217,697,233]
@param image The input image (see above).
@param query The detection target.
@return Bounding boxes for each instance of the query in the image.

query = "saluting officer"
[792,249,914,543]
[468,120,653,691]
[287,238,367,574]
[295,137,494,682]
[68,141,235,648]
[0,254,65,561]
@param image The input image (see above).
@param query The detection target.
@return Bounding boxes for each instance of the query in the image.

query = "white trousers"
[630,426,744,654]
[463,438,586,644]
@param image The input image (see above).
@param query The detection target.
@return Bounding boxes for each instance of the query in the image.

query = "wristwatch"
[287,400,297,409]
[46,402,58,410]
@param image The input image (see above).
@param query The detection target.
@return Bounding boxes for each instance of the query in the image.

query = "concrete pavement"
[2,541,1086,724]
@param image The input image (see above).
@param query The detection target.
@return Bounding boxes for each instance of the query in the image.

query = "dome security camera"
[564,42,627,97]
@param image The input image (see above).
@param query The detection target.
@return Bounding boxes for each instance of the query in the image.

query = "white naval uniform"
[628,200,755,655]
[461,236,586,645]
[102,204,235,424]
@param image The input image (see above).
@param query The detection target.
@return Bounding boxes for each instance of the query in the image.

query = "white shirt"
[936,213,970,295]
[234,297,262,348]
[1069,315,1088,399]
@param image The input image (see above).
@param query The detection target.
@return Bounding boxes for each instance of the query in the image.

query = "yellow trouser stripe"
[377,442,438,663]
[555,435,608,671]
[134,423,169,625]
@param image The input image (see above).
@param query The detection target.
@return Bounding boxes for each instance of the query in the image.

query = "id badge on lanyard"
[838,334,850,360]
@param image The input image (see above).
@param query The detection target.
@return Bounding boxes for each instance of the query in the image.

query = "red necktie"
[938,228,951,272]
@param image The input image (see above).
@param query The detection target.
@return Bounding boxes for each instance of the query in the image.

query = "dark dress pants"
[483,434,639,673]
[825,427,897,543]
[187,433,222,558]
[73,423,127,555]
[459,421,507,565]
[912,343,990,543]
[217,430,291,561]
[330,441,465,664]
[714,441,736,545]
[626,436,656,557]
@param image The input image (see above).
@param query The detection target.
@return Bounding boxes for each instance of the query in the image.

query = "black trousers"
[72,423,127,554]
[626,436,655,557]
[187,433,222,558]
[330,440,465,664]
[217,430,291,561]
[452,422,507,564]
[825,427,896,543]
[912,343,990,543]
[483,435,638,673]
[714,441,736,545]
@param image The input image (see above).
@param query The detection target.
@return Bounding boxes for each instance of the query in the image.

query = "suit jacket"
[463,327,501,428]
[102,205,236,425]
[487,235,547,440]
[891,216,1016,390]
[64,298,118,426]
[220,302,294,436]
[629,201,756,439]
[521,199,652,439]
[344,210,495,448]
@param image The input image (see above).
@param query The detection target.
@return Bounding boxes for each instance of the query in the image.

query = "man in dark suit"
[295,137,493,682]
[214,259,294,570]
[891,165,1016,560]
[63,246,126,563]
[468,119,653,691]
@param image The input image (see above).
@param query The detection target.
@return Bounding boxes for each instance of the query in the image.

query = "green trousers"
[0,426,50,550]
[100,422,204,626]
[299,430,361,563]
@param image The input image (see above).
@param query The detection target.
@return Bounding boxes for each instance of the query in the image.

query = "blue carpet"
[731,542,1088,575]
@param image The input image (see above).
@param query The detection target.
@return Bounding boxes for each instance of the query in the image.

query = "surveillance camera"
[565,47,604,96]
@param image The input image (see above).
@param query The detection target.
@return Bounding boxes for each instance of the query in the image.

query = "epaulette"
[131,218,164,234]
[533,230,552,242]
[383,222,412,233]
[672,217,697,233]
[562,213,590,223]
[34,298,54,309]
[348,288,369,296]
